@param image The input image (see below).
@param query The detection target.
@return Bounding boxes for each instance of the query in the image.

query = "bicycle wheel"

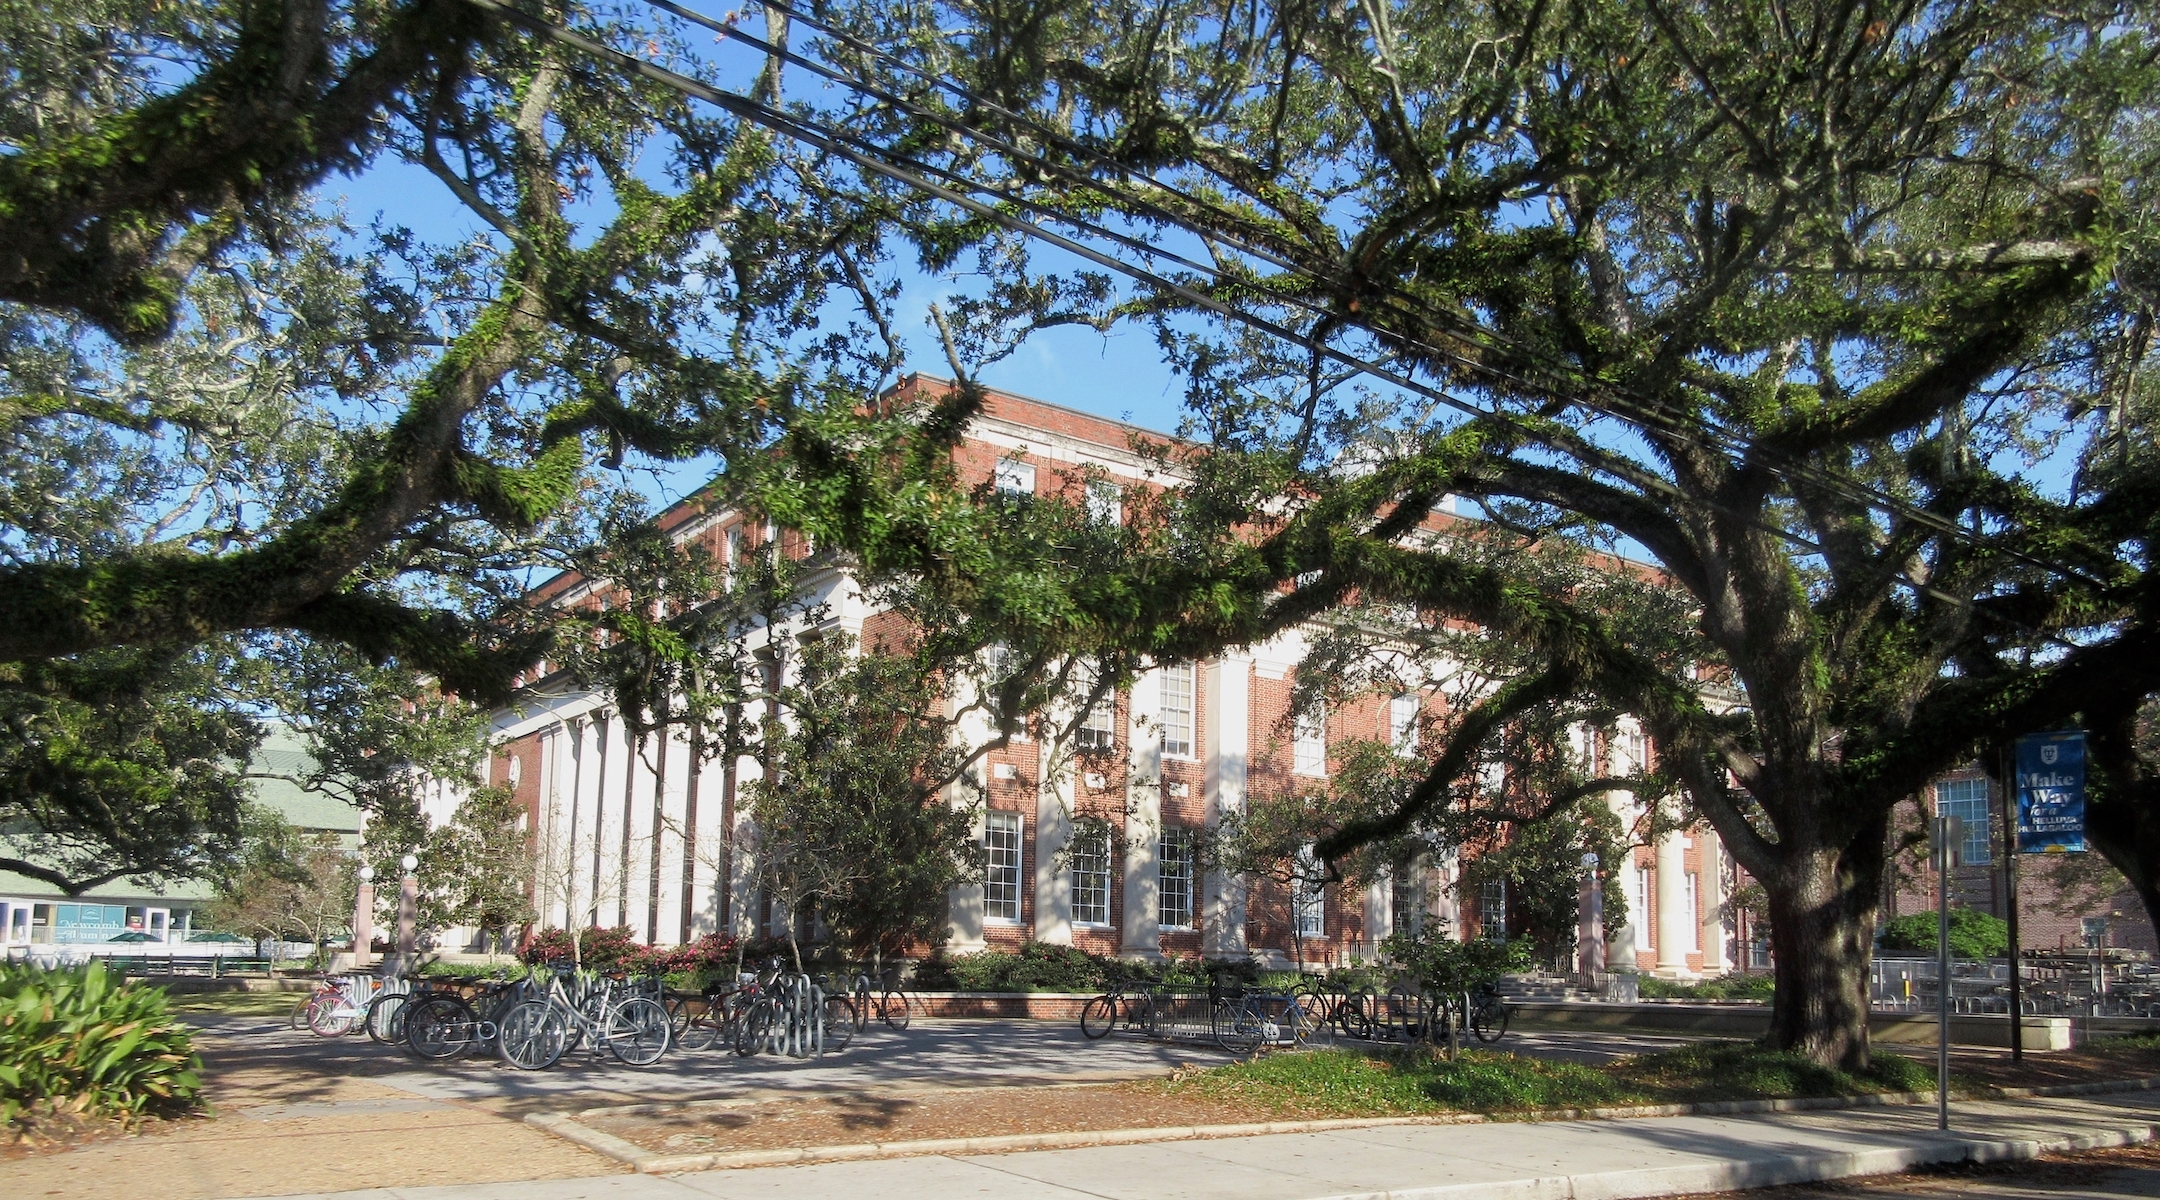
[676,999,724,1051]
[365,992,409,1044]
[1214,1003,1263,1055]
[1130,993,1158,1038]
[734,1000,774,1057]
[405,994,478,1060]
[1290,1002,1334,1049]
[879,990,911,1031]
[1471,1000,1511,1044]
[605,997,673,1066]
[289,992,322,1031]
[822,995,856,1051]
[308,990,360,1038]
[497,1000,569,1070]
[1080,995,1117,1039]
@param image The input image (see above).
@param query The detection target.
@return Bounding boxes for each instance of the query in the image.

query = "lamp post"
[395,853,419,975]
[353,865,375,970]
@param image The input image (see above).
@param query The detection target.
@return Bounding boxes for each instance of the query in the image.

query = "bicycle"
[734,970,849,1058]
[1467,982,1512,1044]
[403,975,532,1061]
[1080,977,1157,1040]
[496,966,673,1069]
[299,974,378,1038]
[840,966,912,1032]
[1212,986,1327,1054]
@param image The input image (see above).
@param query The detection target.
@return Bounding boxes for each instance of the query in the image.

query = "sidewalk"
[247,1088,2160,1200]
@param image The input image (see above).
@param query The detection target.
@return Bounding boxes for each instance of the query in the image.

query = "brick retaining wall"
[910,992,1092,1020]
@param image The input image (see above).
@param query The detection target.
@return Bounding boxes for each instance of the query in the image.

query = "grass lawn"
[1151,1042,1938,1119]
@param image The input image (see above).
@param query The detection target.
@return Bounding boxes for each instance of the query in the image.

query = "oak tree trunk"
[1760,812,1890,1071]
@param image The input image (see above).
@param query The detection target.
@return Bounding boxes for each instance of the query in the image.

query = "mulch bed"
[580,1080,1279,1154]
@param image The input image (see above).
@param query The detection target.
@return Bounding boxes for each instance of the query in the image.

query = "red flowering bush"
[517,927,739,979]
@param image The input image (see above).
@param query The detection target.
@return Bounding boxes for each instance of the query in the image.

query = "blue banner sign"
[2015,731,2087,853]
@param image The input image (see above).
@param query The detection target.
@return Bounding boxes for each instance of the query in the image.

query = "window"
[1480,878,1507,941]
[1086,479,1122,525]
[1160,663,1195,757]
[1293,702,1327,776]
[1683,873,1700,951]
[1933,778,1993,865]
[994,458,1037,497]
[984,812,1024,922]
[1390,863,1419,937]
[1623,728,1648,773]
[2083,917,2108,949]
[1390,694,1420,755]
[1158,829,1196,930]
[1071,821,1113,926]
[1294,846,1326,939]
[983,643,1028,740]
[1076,662,1117,751]
[724,528,742,585]
[1631,866,1653,947]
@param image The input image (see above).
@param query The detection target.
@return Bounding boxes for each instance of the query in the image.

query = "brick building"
[449,377,1743,975]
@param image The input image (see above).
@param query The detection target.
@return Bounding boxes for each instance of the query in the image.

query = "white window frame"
[1293,702,1328,777]
[1076,662,1117,751]
[1158,829,1195,930]
[1390,694,1420,756]
[1933,778,1993,866]
[1160,662,1196,758]
[994,458,1037,497]
[1294,845,1327,939]
[1070,820,1114,926]
[1480,877,1507,942]
[984,812,1024,923]
[1086,479,1122,525]
[1633,865,1653,949]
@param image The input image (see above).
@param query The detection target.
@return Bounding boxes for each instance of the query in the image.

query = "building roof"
[0,725,360,904]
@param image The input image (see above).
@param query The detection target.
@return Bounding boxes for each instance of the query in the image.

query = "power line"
[463,0,2094,648]
[703,0,2108,589]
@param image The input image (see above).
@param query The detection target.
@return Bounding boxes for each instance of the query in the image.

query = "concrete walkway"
[247,1088,2160,1200]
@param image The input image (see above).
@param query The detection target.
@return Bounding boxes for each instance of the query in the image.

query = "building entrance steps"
[243,1087,2160,1200]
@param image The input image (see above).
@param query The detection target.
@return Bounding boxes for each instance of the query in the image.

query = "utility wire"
[465,0,2092,647]
[710,0,2109,589]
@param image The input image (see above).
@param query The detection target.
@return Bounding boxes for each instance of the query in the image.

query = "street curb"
[522,1074,2160,1176]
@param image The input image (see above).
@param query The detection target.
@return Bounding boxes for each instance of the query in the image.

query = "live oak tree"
[0,0,976,882]
[797,0,2160,1067]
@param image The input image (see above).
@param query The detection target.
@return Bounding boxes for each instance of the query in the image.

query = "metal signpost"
[1934,813,1960,1131]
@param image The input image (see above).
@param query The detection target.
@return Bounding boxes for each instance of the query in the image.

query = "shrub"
[0,962,202,1130]
[516,927,741,984]
[1878,908,2009,959]
[1638,974,1776,1001]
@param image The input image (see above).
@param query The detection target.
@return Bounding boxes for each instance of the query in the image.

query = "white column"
[1035,738,1073,944]
[1123,667,1164,959]
[728,746,761,939]
[1604,725,1643,972]
[944,674,990,952]
[1362,876,1391,961]
[1577,852,1606,979]
[684,740,722,939]
[654,725,692,945]
[1433,849,1461,940]
[1655,825,1691,976]
[1698,828,1730,975]
[1203,654,1250,957]
[945,786,989,953]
